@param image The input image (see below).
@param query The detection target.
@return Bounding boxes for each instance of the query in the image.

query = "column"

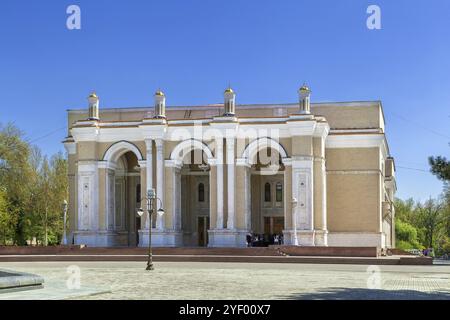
[163,164,174,230]
[320,157,328,244]
[319,157,327,230]
[291,157,314,245]
[106,167,115,230]
[170,165,182,231]
[313,135,328,246]
[75,161,99,246]
[138,160,147,230]
[226,138,235,230]
[144,139,153,229]
[208,162,217,229]
[216,138,224,229]
[292,163,314,230]
[244,166,251,231]
[283,163,292,230]
[156,138,165,230]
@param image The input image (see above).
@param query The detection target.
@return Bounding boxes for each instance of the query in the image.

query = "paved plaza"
[0,261,449,300]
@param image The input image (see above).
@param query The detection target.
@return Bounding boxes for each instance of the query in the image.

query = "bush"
[396,240,415,250]
[395,220,422,249]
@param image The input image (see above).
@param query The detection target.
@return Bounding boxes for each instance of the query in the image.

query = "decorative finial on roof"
[88,91,98,99]
[87,91,100,120]
[298,83,311,114]
[299,83,311,93]
[154,88,166,119]
[223,84,236,116]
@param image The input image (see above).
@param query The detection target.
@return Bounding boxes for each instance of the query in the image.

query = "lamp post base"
[146,262,154,271]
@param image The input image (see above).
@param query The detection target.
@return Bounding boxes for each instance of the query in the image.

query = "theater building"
[63,85,396,248]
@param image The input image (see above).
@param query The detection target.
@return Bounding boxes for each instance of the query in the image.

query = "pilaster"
[155,138,165,230]
[226,137,236,229]
[215,138,224,229]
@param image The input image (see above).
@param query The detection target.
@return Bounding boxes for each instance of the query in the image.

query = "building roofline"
[67,100,382,114]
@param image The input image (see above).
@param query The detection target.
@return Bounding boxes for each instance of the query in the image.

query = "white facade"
[64,88,396,248]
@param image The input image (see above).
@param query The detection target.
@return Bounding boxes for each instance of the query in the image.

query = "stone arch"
[241,137,288,164]
[103,141,143,165]
[102,142,143,247]
[170,139,214,163]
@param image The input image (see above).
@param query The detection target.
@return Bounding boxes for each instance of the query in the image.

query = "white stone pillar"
[156,139,165,230]
[144,139,153,229]
[292,157,314,245]
[106,168,115,231]
[320,158,327,231]
[173,166,182,231]
[216,138,224,229]
[226,138,235,230]
[244,165,251,231]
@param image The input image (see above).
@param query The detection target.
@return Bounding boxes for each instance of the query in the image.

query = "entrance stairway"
[0,246,433,265]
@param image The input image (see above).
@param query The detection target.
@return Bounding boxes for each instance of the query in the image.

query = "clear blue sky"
[0,0,449,201]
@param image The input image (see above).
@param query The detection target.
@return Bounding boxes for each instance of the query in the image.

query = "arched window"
[198,183,205,202]
[264,183,271,202]
[276,182,283,202]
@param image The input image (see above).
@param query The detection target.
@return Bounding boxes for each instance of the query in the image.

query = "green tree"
[416,198,445,249]
[394,198,416,224]
[0,123,32,245]
[0,123,68,246]
[0,187,15,245]
[429,154,450,253]
[46,152,68,245]
[25,149,68,245]
[429,156,450,181]
[395,219,422,250]
[429,155,450,208]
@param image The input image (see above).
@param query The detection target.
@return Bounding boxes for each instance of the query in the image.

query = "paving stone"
[0,261,448,300]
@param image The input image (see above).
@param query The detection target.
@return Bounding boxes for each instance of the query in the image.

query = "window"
[264,183,271,202]
[198,183,205,202]
[276,182,283,202]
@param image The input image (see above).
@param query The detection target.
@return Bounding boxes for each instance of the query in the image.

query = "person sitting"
[246,233,252,247]
[274,235,279,245]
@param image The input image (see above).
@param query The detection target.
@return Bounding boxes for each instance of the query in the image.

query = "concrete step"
[0,254,433,265]
[272,245,380,257]
[0,246,284,256]
[0,246,433,265]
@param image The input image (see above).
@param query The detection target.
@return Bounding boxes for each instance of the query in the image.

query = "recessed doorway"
[198,216,210,247]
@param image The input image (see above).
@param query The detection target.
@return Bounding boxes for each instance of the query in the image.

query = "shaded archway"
[238,138,290,246]
[170,139,214,247]
[103,142,143,246]
[250,148,286,246]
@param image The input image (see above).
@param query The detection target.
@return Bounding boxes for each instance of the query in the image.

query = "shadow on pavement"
[278,288,450,300]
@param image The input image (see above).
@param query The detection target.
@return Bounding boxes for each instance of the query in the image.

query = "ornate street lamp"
[291,198,299,246]
[137,189,165,271]
[62,200,68,245]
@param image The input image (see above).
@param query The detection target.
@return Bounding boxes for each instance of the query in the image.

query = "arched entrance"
[250,148,285,245]
[240,138,289,246]
[180,149,211,246]
[103,142,143,246]
[170,139,214,247]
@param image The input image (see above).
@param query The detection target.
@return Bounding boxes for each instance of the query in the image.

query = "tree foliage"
[429,156,450,182]
[394,197,448,255]
[395,219,421,249]
[0,123,67,245]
